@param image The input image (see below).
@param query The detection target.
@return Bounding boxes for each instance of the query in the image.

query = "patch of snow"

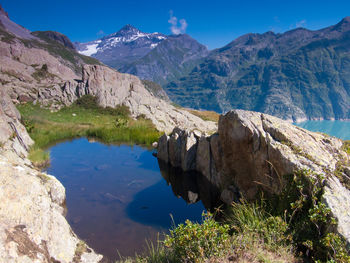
[150,43,159,49]
[79,43,99,56]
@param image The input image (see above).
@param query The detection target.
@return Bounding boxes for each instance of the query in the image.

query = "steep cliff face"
[157,109,350,244]
[0,90,103,262]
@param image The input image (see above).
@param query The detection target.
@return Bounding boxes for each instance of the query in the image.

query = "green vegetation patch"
[164,212,231,263]
[31,64,57,81]
[333,140,350,190]
[186,109,220,122]
[0,26,16,44]
[271,170,350,262]
[17,96,161,166]
[28,148,50,169]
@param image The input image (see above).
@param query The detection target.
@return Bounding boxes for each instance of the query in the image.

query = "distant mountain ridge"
[165,17,350,121]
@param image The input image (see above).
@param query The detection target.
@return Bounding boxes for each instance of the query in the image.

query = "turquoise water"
[46,138,206,261]
[295,120,350,140]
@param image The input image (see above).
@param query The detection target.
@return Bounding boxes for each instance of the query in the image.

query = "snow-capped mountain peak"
[75,25,167,63]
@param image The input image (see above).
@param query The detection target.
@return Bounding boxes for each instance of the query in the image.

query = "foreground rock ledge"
[157,109,350,244]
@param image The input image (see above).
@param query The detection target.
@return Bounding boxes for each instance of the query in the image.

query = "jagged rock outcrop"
[36,64,217,134]
[157,109,350,244]
[0,82,102,262]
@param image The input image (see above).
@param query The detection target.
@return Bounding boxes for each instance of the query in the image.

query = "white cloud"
[168,10,187,35]
[295,19,307,28]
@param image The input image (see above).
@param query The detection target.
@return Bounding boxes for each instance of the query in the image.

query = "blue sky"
[2,0,350,49]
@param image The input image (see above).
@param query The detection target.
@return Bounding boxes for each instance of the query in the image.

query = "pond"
[45,138,211,261]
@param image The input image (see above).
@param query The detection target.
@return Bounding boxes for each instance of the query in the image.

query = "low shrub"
[164,212,231,263]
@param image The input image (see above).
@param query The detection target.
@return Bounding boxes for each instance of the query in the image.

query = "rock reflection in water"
[157,159,223,211]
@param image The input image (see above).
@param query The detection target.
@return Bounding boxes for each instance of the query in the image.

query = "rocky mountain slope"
[75,25,167,69]
[32,30,76,50]
[120,34,209,85]
[166,17,350,121]
[157,109,350,247]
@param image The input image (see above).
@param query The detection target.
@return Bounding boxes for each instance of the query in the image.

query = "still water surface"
[46,138,205,261]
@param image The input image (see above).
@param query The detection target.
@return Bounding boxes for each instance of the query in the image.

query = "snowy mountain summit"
[75,25,167,68]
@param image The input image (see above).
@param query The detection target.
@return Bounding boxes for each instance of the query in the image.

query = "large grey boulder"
[0,151,103,263]
[218,110,344,199]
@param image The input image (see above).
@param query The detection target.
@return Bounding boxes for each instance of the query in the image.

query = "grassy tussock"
[28,147,50,168]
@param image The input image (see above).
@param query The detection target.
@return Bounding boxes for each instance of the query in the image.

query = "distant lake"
[295,120,350,140]
[45,138,209,262]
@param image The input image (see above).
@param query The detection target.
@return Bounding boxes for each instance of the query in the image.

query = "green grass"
[28,148,50,168]
[17,99,161,166]
[225,201,295,262]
